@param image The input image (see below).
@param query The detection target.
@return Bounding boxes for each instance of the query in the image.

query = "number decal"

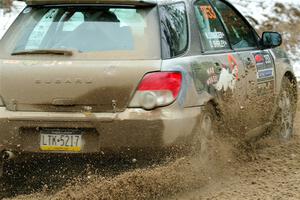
[200,5,217,20]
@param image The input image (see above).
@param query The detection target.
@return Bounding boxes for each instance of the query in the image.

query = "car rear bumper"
[0,107,200,155]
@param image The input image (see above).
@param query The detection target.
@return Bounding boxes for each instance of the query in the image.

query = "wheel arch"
[204,99,221,119]
[270,71,298,140]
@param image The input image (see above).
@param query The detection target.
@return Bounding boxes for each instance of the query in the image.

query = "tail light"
[129,72,182,110]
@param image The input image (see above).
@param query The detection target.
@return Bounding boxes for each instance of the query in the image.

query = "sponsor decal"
[206,66,218,86]
[253,52,273,69]
[253,52,275,83]
[263,54,272,64]
[205,32,225,40]
[191,61,224,93]
[191,54,239,93]
[214,54,239,91]
[205,32,228,49]
[255,54,264,64]
[258,69,273,79]
[209,39,228,48]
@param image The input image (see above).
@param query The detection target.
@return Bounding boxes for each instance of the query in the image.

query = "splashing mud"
[2,92,300,200]
[3,101,300,200]
[2,131,234,200]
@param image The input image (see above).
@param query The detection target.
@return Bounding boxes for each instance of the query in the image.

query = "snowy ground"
[230,0,300,24]
[0,0,299,75]
[230,0,300,78]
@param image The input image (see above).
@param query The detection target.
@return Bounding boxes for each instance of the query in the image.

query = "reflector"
[129,72,182,109]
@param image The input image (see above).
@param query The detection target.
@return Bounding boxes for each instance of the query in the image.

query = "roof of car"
[25,0,158,6]
[25,0,189,6]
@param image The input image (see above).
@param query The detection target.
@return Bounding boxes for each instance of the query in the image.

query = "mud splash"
[3,135,233,200]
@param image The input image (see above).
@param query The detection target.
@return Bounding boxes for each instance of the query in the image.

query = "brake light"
[129,72,182,110]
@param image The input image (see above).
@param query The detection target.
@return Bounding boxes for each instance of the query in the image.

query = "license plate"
[40,129,82,152]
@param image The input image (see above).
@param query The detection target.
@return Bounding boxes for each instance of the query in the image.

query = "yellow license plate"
[40,131,82,152]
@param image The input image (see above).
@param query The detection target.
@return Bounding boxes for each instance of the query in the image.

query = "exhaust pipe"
[2,151,15,160]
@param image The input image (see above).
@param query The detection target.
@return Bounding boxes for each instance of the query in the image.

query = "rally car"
[0,0,297,176]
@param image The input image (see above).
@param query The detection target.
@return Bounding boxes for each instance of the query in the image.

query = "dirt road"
[174,121,300,200]
[3,104,300,200]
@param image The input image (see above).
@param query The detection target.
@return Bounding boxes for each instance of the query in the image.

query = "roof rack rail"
[26,0,157,6]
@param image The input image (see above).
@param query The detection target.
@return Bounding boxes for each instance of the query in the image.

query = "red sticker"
[255,54,264,63]
[228,54,239,80]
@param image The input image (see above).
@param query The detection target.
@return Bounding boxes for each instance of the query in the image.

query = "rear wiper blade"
[11,49,76,56]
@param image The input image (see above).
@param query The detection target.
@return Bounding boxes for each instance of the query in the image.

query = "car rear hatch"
[0,3,161,112]
[1,60,161,112]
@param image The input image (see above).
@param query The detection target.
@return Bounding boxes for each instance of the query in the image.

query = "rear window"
[9,6,160,59]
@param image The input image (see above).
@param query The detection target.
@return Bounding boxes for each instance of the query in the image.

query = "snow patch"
[229,0,300,24]
[0,1,25,39]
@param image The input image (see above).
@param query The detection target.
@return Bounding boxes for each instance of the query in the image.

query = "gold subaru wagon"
[0,0,297,177]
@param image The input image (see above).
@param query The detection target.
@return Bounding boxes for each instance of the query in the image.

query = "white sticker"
[214,67,237,91]
[211,39,228,48]
[205,32,225,39]
[264,54,272,64]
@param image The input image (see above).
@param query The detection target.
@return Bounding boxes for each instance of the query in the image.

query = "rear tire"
[273,76,297,140]
[191,104,218,162]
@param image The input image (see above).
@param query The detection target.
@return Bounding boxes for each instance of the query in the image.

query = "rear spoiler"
[26,0,157,6]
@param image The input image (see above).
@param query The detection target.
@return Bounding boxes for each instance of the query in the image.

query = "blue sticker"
[258,69,273,79]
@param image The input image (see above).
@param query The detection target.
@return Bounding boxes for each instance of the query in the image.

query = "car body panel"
[271,47,295,94]
[0,106,199,153]
[236,49,277,129]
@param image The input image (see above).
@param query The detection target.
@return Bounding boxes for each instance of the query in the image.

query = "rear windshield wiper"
[11,49,76,56]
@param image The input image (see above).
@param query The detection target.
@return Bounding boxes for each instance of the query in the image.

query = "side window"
[160,3,188,59]
[194,0,230,52]
[211,0,258,49]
